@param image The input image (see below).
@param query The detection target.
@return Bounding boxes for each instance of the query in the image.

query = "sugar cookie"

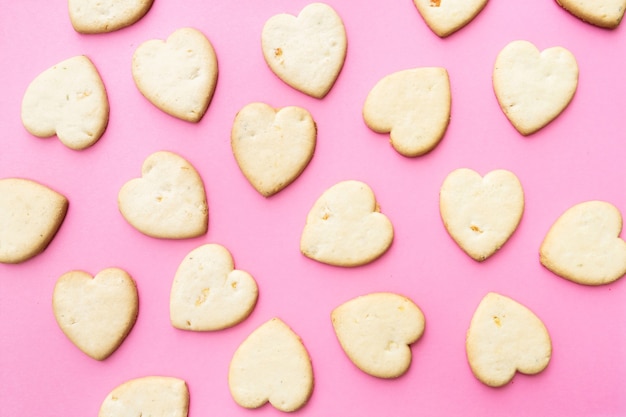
[69,0,154,33]
[556,0,626,28]
[413,0,488,37]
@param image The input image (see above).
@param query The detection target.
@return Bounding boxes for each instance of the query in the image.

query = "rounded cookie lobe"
[69,0,154,33]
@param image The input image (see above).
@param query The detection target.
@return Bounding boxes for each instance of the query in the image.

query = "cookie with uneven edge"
[69,0,154,33]
[493,40,578,136]
[132,27,218,122]
[466,292,552,387]
[170,243,258,331]
[556,0,626,28]
[413,0,488,37]
[0,178,68,264]
[231,102,316,197]
[440,168,524,261]
[300,180,394,267]
[21,55,109,150]
[229,318,314,412]
[331,292,425,378]
[262,2,347,98]
[363,67,451,157]
[540,200,626,285]
[99,376,189,417]
[118,151,208,239]
[53,268,138,360]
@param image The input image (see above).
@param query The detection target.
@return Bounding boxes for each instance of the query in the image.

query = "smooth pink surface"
[1,1,625,416]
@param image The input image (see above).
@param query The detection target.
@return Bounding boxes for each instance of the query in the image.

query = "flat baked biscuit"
[413,0,488,37]
[556,0,626,29]
[69,0,154,33]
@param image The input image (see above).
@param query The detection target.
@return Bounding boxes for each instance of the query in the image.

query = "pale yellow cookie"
[413,0,488,37]
[53,268,138,360]
[99,376,189,417]
[21,55,109,150]
[231,102,316,197]
[300,180,394,267]
[331,292,425,378]
[439,168,524,261]
[170,243,258,331]
[132,28,218,122]
[0,178,68,264]
[363,67,451,157]
[466,292,552,387]
[262,2,347,98]
[229,318,313,412]
[493,40,578,136]
[540,200,626,285]
[118,151,208,239]
[69,0,154,33]
[556,0,626,28]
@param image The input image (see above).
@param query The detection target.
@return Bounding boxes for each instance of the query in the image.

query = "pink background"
[1,0,625,416]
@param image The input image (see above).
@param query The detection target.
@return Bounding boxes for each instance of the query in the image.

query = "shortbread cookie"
[231,102,316,197]
[69,0,154,33]
[118,151,208,239]
[99,376,189,417]
[493,40,578,136]
[440,168,524,261]
[170,243,258,331]
[0,178,68,264]
[132,28,218,122]
[262,3,347,98]
[363,67,451,157]
[300,180,394,267]
[556,0,626,28]
[331,293,425,378]
[53,268,138,360]
[540,200,626,285]
[229,318,313,412]
[413,0,488,37]
[466,292,551,387]
[21,55,109,150]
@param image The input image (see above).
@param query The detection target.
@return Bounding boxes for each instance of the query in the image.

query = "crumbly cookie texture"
[331,292,425,378]
[21,55,109,150]
[0,178,68,264]
[466,292,552,387]
[229,318,314,412]
[231,102,316,197]
[170,243,258,331]
[493,40,578,136]
[412,0,488,37]
[540,200,626,285]
[53,268,138,360]
[300,180,394,267]
[440,168,524,261]
[262,2,347,98]
[132,27,218,122]
[69,0,154,33]
[556,0,626,28]
[363,67,451,157]
[118,151,208,239]
[99,376,189,417]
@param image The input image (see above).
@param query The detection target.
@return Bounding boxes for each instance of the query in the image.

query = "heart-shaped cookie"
[363,67,451,157]
[118,151,208,239]
[331,292,425,378]
[439,168,524,261]
[229,318,313,412]
[466,292,552,387]
[300,180,394,267]
[540,200,626,285]
[170,243,258,331]
[99,376,189,417]
[556,0,626,28]
[0,178,68,264]
[53,268,138,360]
[69,0,154,33]
[413,0,488,37]
[231,102,316,197]
[21,55,109,150]
[493,40,578,136]
[132,27,218,122]
[262,3,347,98]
